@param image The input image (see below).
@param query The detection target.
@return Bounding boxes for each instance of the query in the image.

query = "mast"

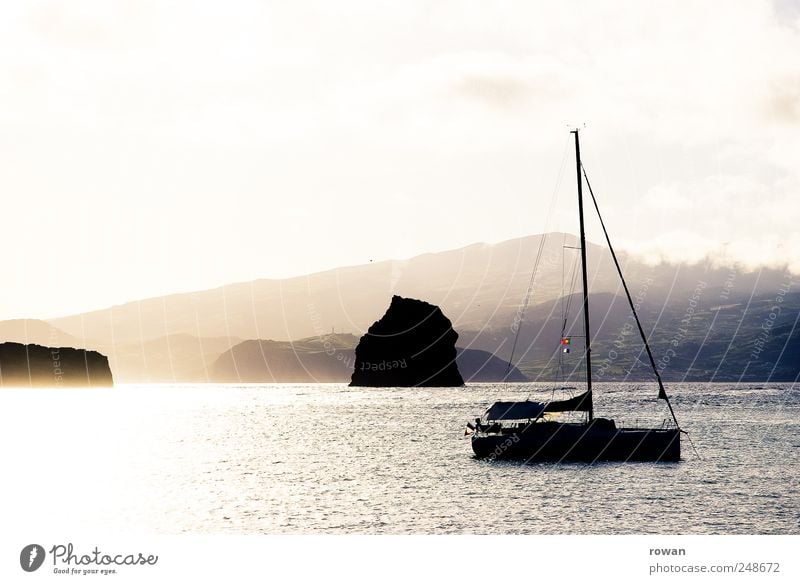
[572,129,594,422]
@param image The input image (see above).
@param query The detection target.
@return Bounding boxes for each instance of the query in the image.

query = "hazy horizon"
[2,229,795,323]
[2,1,799,320]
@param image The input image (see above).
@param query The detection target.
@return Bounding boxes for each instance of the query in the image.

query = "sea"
[2,382,798,535]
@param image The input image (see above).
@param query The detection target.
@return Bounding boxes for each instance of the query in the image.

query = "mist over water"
[2,383,798,535]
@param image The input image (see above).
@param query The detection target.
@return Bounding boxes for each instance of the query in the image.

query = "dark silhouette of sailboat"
[468,130,681,462]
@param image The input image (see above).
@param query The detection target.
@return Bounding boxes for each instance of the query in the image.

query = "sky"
[1,0,799,320]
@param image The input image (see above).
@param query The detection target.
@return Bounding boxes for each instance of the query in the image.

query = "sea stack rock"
[350,296,464,387]
[0,342,114,388]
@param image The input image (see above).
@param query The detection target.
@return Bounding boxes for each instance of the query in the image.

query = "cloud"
[617,172,800,272]
[454,75,535,111]
[764,76,800,123]
[1,0,800,317]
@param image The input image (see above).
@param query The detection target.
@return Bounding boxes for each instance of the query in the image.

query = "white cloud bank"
[0,0,798,318]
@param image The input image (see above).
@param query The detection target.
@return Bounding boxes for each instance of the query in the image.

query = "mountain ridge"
[0,232,793,383]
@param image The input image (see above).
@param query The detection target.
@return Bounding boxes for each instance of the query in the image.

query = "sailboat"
[468,130,681,462]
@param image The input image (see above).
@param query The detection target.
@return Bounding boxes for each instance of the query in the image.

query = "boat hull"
[471,421,680,462]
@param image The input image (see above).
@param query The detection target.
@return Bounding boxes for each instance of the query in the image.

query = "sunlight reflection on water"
[1,383,798,534]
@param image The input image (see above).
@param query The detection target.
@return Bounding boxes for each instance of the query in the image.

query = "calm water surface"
[2,383,798,534]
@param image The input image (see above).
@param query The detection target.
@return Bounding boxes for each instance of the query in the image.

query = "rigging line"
[618,261,683,388]
[684,430,703,460]
[557,234,578,384]
[564,251,580,322]
[559,235,566,384]
[560,244,580,323]
[505,232,549,381]
[581,163,681,430]
[560,253,580,378]
[503,135,571,384]
[553,250,581,387]
[552,256,586,388]
[560,234,567,334]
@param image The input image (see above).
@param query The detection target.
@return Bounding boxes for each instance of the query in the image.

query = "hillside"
[0,319,81,348]
[209,334,527,383]
[462,290,800,382]
[32,232,798,383]
[48,233,790,347]
[106,334,241,383]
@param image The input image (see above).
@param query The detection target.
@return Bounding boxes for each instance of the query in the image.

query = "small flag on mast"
[561,337,571,354]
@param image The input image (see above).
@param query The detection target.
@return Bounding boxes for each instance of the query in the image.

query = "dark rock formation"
[0,342,113,388]
[350,296,464,387]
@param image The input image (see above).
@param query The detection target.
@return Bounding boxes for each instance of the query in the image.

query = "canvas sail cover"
[543,390,592,412]
[485,401,545,421]
[485,391,592,420]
